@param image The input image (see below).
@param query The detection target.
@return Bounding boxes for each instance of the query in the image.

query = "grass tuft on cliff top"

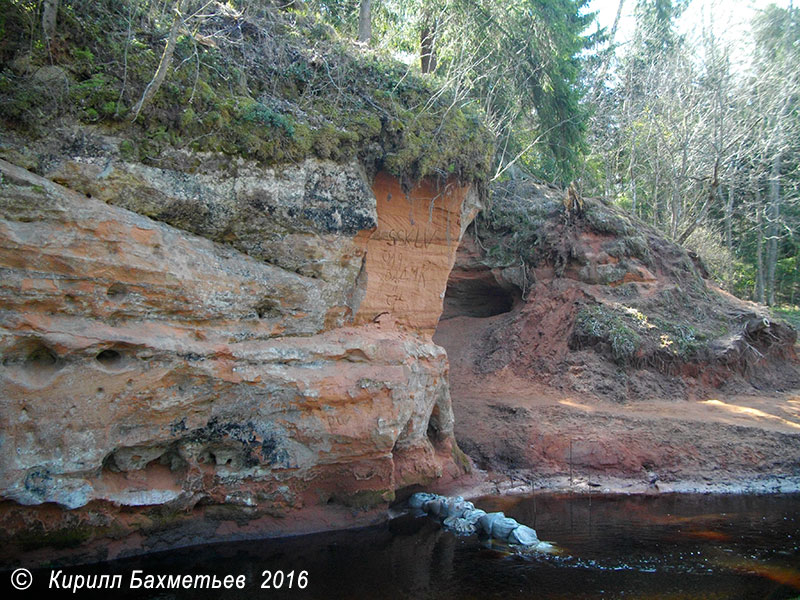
[0,0,493,186]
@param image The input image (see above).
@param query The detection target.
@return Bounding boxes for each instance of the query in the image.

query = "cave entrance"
[432,236,522,473]
[439,267,517,320]
[433,235,521,371]
[437,228,520,322]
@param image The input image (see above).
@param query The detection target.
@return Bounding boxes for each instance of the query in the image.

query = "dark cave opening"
[439,268,518,320]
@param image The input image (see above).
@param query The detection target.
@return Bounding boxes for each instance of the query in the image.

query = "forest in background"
[322,0,800,313]
[1,0,798,315]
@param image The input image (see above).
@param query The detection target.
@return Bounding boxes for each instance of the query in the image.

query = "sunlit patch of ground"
[699,398,800,431]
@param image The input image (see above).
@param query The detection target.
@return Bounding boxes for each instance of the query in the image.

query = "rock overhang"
[0,151,482,564]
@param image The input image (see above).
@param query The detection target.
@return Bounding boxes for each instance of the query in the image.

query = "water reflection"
[23,493,800,600]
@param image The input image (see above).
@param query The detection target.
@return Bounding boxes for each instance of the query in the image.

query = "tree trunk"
[590,0,625,100]
[670,163,681,240]
[357,0,372,44]
[130,0,182,122]
[677,159,719,246]
[420,11,437,74]
[725,179,733,253]
[766,152,781,306]
[755,184,765,304]
[42,0,59,43]
[652,168,660,228]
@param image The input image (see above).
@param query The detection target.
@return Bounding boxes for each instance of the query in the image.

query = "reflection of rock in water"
[347,514,457,596]
[387,519,445,595]
[408,492,555,552]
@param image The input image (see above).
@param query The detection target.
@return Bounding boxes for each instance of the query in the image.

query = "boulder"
[508,525,539,546]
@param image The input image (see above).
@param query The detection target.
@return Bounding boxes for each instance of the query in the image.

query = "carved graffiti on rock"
[354,172,471,331]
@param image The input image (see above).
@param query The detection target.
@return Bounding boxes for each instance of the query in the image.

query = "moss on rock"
[0,1,493,187]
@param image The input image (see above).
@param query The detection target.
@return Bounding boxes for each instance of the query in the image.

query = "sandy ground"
[434,314,800,496]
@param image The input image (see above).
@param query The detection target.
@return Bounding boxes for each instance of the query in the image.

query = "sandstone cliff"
[2,0,799,568]
[0,141,480,564]
[0,0,497,564]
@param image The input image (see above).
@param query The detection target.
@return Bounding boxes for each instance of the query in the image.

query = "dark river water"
[10,493,800,599]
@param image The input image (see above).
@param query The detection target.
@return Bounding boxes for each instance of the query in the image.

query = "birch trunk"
[766,152,781,306]
[420,10,438,74]
[755,184,765,304]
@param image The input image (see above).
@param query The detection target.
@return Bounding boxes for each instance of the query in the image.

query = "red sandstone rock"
[0,155,479,564]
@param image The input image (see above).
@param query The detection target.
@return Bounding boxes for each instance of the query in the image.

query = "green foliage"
[475,179,562,269]
[450,0,595,184]
[574,300,710,366]
[241,103,296,137]
[0,0,493,184]
[309,0,595,184]
[71,73,121,121]
[0,0,599,188]
[772,306,800,331]
[632,0,689,61]
[305,0,356,33]
[0,69,47,120]
[69,47,96,76]
[583,0,800,308]
[575,304,642,363]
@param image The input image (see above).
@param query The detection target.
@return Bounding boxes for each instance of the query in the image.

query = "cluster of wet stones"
[408,493,547,548]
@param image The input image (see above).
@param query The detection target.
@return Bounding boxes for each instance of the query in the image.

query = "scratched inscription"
[359,183,464,325]
[372,227,437,249]
[374,225,441,313]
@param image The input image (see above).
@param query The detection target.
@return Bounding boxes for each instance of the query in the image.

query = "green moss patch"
[0,1,493,186]
[15,523,94,551]
[571,300,721,368]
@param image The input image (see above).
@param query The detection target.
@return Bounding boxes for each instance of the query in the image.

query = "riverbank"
[452,470,800,499]
[434,310,800,498]
[432,359,800,499]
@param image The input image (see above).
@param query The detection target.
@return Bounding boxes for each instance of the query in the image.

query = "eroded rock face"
[46,151,375,322]
[0,153,478,563]
[354,172,482,333]
[438,179,799,402]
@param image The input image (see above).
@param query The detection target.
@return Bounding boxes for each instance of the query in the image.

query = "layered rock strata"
[0,149,479,564]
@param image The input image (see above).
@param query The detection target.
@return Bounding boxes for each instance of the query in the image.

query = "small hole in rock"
[106,283,127,299]
[28,346,58,368]
[96,349,122,367]
[426,405,445,448]
[255,298,281,319]
[102,452,120,473]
